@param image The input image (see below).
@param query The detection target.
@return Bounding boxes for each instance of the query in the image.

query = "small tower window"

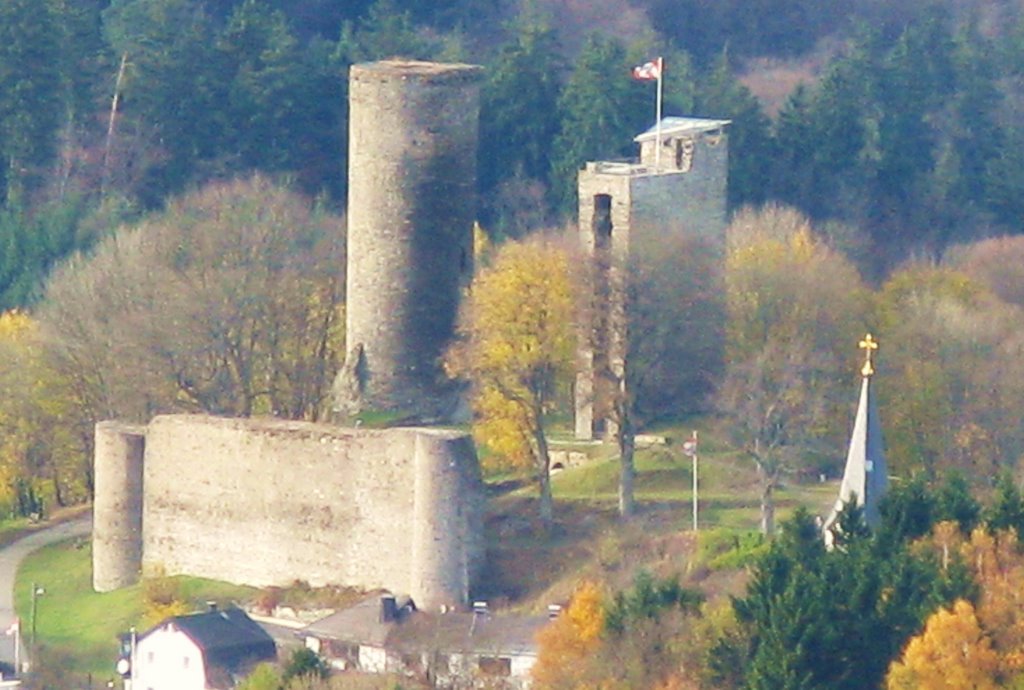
[593,194,613,249]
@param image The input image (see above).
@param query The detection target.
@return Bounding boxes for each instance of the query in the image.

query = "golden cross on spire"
[859,333,878,377]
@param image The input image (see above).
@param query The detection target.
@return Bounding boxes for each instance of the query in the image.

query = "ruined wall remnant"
[92,60,490,611]
[93,415,484,611]
[338,60,483,420]
[92,422,146,592]
[575,117,730,439]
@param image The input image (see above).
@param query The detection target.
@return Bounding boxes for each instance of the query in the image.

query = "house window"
[147,651,155,663]
[478,656,511,677]
[183,656,189,669]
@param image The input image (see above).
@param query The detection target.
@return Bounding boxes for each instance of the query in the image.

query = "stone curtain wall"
[114,415,483,610]
[339,61,483,419]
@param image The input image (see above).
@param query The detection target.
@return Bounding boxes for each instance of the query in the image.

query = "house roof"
[634,116,731,142]
[303,596,398,647]
[305,596,549,657]
[144,607,277,674]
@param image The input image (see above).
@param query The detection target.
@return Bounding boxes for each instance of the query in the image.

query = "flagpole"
[655,56,663,169]
[692,430,698,531]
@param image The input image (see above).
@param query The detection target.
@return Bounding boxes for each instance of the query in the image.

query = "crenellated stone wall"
[93,415,484,611]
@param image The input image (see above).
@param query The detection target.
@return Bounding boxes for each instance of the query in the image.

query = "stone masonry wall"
[137,415,483,610]
[574,127,729,439]
[339,60,483,419]
[92,422,146,592]
[629,133,729,245]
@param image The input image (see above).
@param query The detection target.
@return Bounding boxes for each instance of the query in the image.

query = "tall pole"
[29,584,38,652]
[130,626,137,690]
[691,431,699,531]
[654,57,664,169]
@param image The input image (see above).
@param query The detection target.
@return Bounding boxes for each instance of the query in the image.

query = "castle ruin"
[93,417,483,610]
[575,117,730,439]
[335,60,482,421]
[92,61,486,611]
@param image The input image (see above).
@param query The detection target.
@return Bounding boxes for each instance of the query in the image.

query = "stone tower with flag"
[574,84,731,438]
[824,334,889,534]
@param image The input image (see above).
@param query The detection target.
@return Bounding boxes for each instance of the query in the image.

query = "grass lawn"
[9,417,845,675]
[15,539,257,678]
[483,418,842,609]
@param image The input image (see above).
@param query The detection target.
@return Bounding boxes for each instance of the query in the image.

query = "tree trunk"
[760,468,776,536]
[618,412,635,518]
[533,421,554,530]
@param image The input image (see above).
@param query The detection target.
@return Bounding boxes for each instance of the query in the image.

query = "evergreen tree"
[934,471,981,533]
[549,35,649,214]
[102,0,223,205]
[722,507,972,690]
[217,1,312,174]
[478,20,561,198]
[772,83,818,209]
[0,0,65,208]
[986,474,1024,537]
[335,0,445,64]
[696,51,774,208]
[878,475,937,547]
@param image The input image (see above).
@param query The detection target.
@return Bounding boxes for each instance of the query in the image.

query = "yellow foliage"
[886,599,1000,690]
[141,568,191,627]
[960,527,1024,675]
[451,236,577,474]
[532,581,607,690]
[473,221,491,261]
[471,387,532,472]
[725,205,867,364]
[917,524,1024,679]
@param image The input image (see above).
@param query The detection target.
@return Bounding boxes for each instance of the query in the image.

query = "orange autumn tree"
[532,580,606,690]
[901,522,1024,687]
[886,599,1000,690]
[961,527,1024,678]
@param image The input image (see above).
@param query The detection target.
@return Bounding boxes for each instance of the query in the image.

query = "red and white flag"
[632,57,662,81]
[5,618,18,636]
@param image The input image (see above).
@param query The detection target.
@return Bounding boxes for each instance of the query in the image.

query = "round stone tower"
[92,421,145,592]
[335,60,482,420]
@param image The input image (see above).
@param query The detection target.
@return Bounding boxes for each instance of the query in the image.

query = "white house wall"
[133,627,206,690]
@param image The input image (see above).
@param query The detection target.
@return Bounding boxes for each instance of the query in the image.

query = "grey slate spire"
[824,334,888,533]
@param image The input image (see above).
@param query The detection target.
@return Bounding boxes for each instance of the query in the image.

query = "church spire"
[824,334,889,535]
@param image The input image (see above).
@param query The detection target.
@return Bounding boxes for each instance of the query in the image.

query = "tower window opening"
[594,194,613,249]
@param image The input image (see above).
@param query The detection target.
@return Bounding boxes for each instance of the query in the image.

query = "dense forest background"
[3,0,1024,309]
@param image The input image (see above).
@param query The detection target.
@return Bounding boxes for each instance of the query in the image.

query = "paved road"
[0,516,92,674]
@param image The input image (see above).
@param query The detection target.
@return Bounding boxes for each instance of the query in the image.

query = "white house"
[129,606,276,690]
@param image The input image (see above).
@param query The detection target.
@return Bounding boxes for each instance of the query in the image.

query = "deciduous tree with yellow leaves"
[532,580,606,690]
[0,309,86,512]
[449,235,577,528]
[719,204,868,534]
[886,599,1000,690]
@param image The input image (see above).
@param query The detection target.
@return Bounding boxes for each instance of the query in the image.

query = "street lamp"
[29,583,44,652]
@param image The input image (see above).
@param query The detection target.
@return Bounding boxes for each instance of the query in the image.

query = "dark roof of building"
[144,607,276,674]
[303,596,399,647]
[305,596,548,658]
